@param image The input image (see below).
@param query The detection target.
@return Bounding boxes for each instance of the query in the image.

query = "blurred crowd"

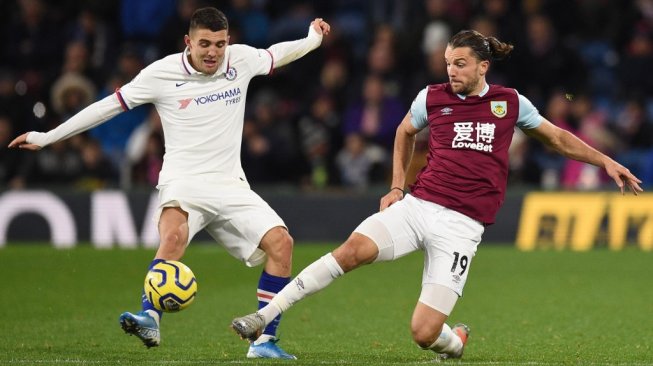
[1,0,652,192]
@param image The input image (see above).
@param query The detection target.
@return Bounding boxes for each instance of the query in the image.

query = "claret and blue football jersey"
[409,83,542,224]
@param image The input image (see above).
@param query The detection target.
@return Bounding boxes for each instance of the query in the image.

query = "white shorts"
[354,194,484,296]
[155,176,286,267]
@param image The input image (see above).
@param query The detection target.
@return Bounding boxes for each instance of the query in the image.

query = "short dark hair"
[189,7,228,33]
[449,30,514,61]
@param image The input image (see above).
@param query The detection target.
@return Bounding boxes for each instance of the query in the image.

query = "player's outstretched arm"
[266,18,330,69]
[7,93,124,151]
[523,118,643,195]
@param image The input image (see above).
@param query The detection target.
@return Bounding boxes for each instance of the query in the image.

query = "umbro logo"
[176,82,188,87]
[295,278,305,291]
[441,107,453,115]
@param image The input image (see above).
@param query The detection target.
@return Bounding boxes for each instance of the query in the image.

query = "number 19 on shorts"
[451,251,468,275]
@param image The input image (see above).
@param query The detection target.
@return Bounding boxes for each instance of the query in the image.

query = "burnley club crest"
[490,101,507,118]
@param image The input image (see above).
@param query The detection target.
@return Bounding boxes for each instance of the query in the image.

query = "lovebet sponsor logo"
[451,122,496,152]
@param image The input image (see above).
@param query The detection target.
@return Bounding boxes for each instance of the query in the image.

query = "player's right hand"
[380,188,404,211]
[8,132,41,150]
[310,18,330,36]
[603,158,643,195]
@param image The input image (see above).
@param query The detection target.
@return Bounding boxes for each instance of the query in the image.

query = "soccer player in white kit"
[9,7,330,359]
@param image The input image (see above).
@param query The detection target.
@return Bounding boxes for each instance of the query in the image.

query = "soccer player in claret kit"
[231,30,643,360]
[9,7,330,360]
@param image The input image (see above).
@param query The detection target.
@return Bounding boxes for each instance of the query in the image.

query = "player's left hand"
[8,132,41,150]
[310,18,330,36]
[604,159,643,195]
[380,188,404,211]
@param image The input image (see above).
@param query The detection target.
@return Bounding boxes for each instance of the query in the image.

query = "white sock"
[144,310,160,326]
[253,334,275,345]
[258,253,344,323]
[423,323,463,355]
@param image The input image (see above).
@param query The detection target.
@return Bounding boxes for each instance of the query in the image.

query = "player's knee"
[333,235,377,271]
[275,231,294,259]
[159,229,186,255]
[411,315,444,348]
[411,323,440,348]
[160,230,179,246]
[264,228,294,261]
[333,244,358,270]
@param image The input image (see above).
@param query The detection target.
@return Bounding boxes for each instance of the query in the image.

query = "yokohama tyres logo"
[177,87,242,109]
[178,99,193,109]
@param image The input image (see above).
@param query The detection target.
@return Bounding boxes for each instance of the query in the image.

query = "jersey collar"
[181,47,231,78]
[455,82,490,100]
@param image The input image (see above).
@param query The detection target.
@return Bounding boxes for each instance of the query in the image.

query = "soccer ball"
[144,260,197,313]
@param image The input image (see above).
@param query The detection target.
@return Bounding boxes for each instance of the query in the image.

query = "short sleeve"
[410,87,429,129]
[516,91,542,129]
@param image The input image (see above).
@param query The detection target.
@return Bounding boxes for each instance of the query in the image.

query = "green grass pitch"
[1,244,651,365]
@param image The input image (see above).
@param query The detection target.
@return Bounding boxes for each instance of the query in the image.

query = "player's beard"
[451,64,483,96]
[455,74,481,96]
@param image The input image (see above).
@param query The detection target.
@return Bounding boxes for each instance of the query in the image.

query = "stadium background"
[0,0,651,248]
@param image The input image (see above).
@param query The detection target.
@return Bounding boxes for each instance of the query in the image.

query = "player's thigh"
[417,283,458,317]
[156,184,214,246]
[158,207,189,243]
[354,194,423,262]
[205,188,286,267]
[423,208,484,296]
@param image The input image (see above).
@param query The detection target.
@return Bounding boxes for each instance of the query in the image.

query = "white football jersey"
[117,45,273,185]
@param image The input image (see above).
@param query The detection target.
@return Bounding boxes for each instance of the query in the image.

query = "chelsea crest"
[226,67,237,81]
